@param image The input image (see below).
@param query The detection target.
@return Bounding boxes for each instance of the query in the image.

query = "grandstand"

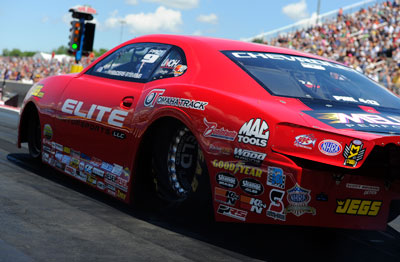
[246,0,400,94]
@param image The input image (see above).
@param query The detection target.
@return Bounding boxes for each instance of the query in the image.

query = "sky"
[0,0,384,52]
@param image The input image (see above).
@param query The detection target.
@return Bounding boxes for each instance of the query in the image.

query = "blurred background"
[1,0,399,94]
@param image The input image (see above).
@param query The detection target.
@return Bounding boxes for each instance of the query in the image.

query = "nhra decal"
[233,148,266,166]
[335,199,382,216]
[238,118,269,147]
[240,178,264,196]
[203,118,237,141]
[212,160,262,178]
[144,89,208,110]
[214,187,239,206]
[343,140,366,167]
[217,204,248,221]
[285,184,316,217]
[266,189,286,221]
[266,166,286,189]
[294,134,316,150]
[216,172,238,189]
[318,139,342,156]
[240,195,266,214]
[61,99,128,128]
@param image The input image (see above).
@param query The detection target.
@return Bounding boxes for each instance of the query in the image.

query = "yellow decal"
[212,159,262,178]
[335,199,381,216]
[31,85,44,98]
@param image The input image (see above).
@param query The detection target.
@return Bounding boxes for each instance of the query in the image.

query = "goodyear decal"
[212,159,262,178]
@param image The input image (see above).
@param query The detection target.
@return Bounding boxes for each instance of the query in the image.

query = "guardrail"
[0,79,33,107]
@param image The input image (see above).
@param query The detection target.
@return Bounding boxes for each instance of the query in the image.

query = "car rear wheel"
[27,112,41,160]
[152,123,210,206]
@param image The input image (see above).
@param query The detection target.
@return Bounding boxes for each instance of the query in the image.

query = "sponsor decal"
[90,157,102,167]
[144,89,208,110]
[117,189,127,200]
[141,53,160,63]
[266,166,286,189]
[55,160,65,170]
[316,192,328,201]
[161,58,180,69]
[53,143,63,152]
[42,152,50,163]
[346,183,380,195]
[122,167,131,181]
[61,99,129,128]
[61,155,71,165]
[101,162,114,173]
[240,195,266,214]
[97,181,105,190]
[240,178,264,196]
[43,124,53,140]
[231,52,351,71]
[266,189,286,221]
[333,96,379,106]
[31,84,44,98]
[43,138,52,146]
[43,145,52,154]
[214,187,239,206]
[285,184,316,217]
[87,174,97,185]
[80,152,91,161]
[233,148,266,166]
[217,204,247,221]
[69,158,80,169]
[111,164,123,176]
[105,172,116,184]
[216,172,238,189]
[76,171,87,182]
[63,146,70,154]
[314,112,400,131]
[237,118,269,147]
[65,166,76,176]
[212,160,262,178]
[173,64,187,77]
[107,189,116,197]
[71,149,80,158]
[343,140,366,167]
[203,118,237,141]
[294,134,316,150]
[78,161,85,171]
[55,152,63,161]
[318,139,342,156]
[84,164,93,175]
[112,130,126,140]
[107,184,116,192]
[92,167,104,178]
[209,143,232,155]
[335,199,382,216]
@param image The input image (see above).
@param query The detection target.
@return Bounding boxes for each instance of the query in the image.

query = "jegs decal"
[335,199,381,216]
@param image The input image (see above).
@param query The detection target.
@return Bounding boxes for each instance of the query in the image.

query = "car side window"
[150,48,187,81]
[87,43,171,82]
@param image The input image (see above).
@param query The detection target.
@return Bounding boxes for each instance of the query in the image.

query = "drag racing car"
[18,35,400,230]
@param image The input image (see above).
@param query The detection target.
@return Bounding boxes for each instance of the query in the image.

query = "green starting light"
[72,43,78,50]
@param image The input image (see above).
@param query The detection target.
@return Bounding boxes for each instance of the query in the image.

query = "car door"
[53,43,171,181]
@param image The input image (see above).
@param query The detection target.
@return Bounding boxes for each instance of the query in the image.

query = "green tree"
[252,38,264,44]
[53,45,69,55]
[94,48,108,57]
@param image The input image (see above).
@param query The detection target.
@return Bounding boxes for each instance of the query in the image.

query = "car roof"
[129,34,332,62]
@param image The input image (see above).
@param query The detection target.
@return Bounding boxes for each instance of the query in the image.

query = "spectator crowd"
[0,56,92,84]
[2,1,400,95]
[265,0,400,94]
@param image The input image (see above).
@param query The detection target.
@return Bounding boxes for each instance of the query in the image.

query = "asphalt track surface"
[0,106,399,262]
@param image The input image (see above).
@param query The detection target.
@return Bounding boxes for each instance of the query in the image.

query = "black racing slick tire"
[152,123,210,206]
[27,112,41,160]
[388,200,400,223]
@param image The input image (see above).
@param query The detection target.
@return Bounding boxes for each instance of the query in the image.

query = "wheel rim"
[167,127,199,201]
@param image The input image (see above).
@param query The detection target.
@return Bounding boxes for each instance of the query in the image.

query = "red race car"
[18,35,400,230]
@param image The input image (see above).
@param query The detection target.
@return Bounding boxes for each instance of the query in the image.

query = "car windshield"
[223,51,400,109]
